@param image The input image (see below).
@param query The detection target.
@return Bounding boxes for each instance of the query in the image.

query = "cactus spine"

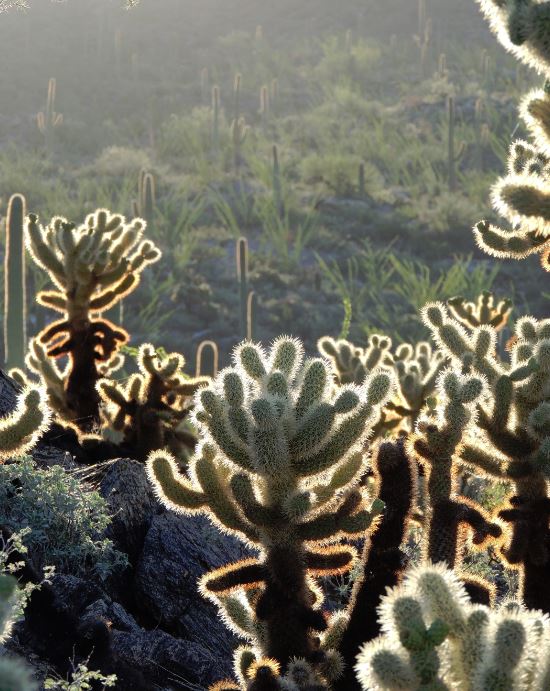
[36,78,63,155]
[4,194,27,371]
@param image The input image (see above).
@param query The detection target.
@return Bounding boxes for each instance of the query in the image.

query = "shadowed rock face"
[0,372,249,687]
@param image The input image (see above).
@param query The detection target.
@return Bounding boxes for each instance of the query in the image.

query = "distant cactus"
[24,209,160,431]
[132,169,156,227]
[475,0,550,271]
[147,336,394,687]
[447,291,512,332]
[201,67,209,104]
[356,563,550,691]
[236,237,255,341]
[36,78,63,155]
[97,343,207,462]
[4,194,27,371]
[423,302,550,612]
[447,96,466,191]
[319,335,446,434]
[196,340,219,378]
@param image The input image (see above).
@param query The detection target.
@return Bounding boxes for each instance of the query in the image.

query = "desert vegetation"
[0,0,548,689]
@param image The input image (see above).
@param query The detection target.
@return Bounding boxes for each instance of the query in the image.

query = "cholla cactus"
[319,335,445,434]
[423,302,550,611]
[447,291,512,332]
[147,336,394,688]
[356,563,550,691]
[407,368,503,602]
[0,386,49,461]
[474,0,550,271]
[97,343,208,462]
[25,209,161,431]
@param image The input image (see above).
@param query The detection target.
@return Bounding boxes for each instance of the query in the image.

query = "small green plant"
[0,456,126,579]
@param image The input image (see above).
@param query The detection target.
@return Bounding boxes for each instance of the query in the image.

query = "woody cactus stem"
[334,438,416,691]
[36,78,63,155]
[447,96,466,191]
[25,209,161,431]
[4,195,27,371]
[147,337,394,686]
[196,340,219,378]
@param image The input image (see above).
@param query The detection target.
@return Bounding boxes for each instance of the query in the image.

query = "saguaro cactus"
[36,78,63,155]
[147,336,394,688]
[447,96,466,191]
[236,237,255,341]
[474,0,550,271]
[25,209,161,431]
[4,194,27,371]
[196,340,219,378]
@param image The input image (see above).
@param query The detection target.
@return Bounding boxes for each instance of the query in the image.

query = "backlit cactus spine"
[147,336,394,688]
[4,194,27,371]
[474,0,550,271]
[423,302,550,612]
[356,563,550,691]
[447,291,512,332]
[36,78,63,156]
[25,209,161,431]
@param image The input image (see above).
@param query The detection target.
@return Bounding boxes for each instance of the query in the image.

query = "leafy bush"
[0,458,126,580]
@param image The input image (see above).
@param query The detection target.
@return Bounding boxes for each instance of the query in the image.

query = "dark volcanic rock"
[135,511,254,668]
[100,459,160,564]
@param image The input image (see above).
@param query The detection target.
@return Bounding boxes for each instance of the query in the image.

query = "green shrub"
[0,458,126,580]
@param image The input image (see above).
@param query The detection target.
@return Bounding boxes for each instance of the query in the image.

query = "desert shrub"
[0,458,126,580]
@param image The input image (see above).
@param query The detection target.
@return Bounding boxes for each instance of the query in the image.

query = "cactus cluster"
[147,336,394,689]
[319,334,446,434]
[422,303,550,611]
[474,0,550,271]
[356,563,550,691]
[97,343,207,462]
[23,209,160,431]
